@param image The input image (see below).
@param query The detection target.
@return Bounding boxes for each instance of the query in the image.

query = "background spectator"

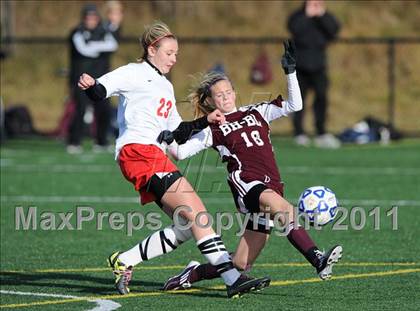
[100,0,123,75]
[287,0,341,148]
[67,3,119,154]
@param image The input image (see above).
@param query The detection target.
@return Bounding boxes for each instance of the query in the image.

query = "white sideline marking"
[0,195,139,204]
[2,162,420,176]
[0,163,117,173]
[0,290,77,299]
[0,290,121,311]
[1,268,419,309]
[1,195,420,206]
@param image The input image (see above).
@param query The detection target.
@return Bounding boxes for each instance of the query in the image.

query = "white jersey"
[97,62,182,159]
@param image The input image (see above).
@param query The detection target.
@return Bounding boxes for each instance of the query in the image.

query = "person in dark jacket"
[98,1,123,77]
[67,3,119,154]
[288,0,341,148]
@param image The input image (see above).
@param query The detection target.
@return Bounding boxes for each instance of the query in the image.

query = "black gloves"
[157,130,174,144]
[157,116,209,145]
[281,40,296,74]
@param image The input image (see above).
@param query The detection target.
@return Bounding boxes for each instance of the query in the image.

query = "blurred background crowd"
[1,1,419,151]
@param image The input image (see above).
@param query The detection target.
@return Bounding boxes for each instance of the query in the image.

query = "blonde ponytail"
[138,21,175,62]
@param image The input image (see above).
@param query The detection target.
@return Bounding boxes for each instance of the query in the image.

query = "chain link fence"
[1,36,419,136]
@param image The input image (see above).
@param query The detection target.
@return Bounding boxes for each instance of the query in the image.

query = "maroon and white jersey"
[168,72,302,213]
[210,103,284,197]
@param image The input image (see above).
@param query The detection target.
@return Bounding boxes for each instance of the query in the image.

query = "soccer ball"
[298,186,338,226]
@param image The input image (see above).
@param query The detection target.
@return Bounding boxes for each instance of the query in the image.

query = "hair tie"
[148,34,173,48]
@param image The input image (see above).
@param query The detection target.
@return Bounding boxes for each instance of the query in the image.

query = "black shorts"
[145,170,183,207]
[228,181,274,234]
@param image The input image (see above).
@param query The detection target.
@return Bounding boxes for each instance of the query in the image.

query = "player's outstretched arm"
[167,128,212,161]
[158,109,224,145]
[283,71,302,113]
[157,117,208,145]
[281,40,302,113]
[259,40,302,122]
[281,40,296,75]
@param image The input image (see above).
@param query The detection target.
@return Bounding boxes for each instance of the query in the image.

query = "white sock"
[196,234,241,286]
[119,225,192,267]
[220,269,242,286]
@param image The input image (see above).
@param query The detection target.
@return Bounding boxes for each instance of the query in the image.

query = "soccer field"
[1,137,419,310]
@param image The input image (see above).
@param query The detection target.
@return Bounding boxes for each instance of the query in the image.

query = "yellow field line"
[256,262,420,268]
[270,268,420,287]
[1,268,419,309]
[1,262,419,274]
[208,268,420,289]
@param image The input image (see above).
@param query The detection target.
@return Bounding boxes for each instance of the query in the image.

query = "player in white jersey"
[158,41,342,290]
[78,21,270,298]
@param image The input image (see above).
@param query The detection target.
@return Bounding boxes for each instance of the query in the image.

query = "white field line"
[0,195,139,204]
[1,195,420,207]
[0,290,121,311]
[1,268,420,309]
[1,162,420,176]
[0,163,117,173]
[0,290,77,299]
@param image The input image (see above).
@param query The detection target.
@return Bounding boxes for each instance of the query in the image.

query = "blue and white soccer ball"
[298,186,338,226]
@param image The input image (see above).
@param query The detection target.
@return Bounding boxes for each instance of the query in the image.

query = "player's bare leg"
[160,177,216,240]
[160,177,270,298]
[259,189,294,223]
[232,229,269,271]
[163,229,270,291]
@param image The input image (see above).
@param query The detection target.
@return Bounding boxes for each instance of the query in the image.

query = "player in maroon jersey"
[81,20,270,298]
[158,40,342,290]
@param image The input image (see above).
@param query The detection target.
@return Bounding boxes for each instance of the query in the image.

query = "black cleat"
[316,245,343,280]
[226,274,271,298]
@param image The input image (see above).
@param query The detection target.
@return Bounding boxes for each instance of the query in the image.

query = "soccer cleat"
[316,245,343,280]
[108,251,133,295]
[162,260,200,291]
[226,274,271,299]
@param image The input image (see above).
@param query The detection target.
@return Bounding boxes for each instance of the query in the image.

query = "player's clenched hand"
[78,73,96,90]
[157,130,174,145]
[207,109,225,125]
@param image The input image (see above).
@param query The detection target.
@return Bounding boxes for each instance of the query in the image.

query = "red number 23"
[157,98,173,118]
